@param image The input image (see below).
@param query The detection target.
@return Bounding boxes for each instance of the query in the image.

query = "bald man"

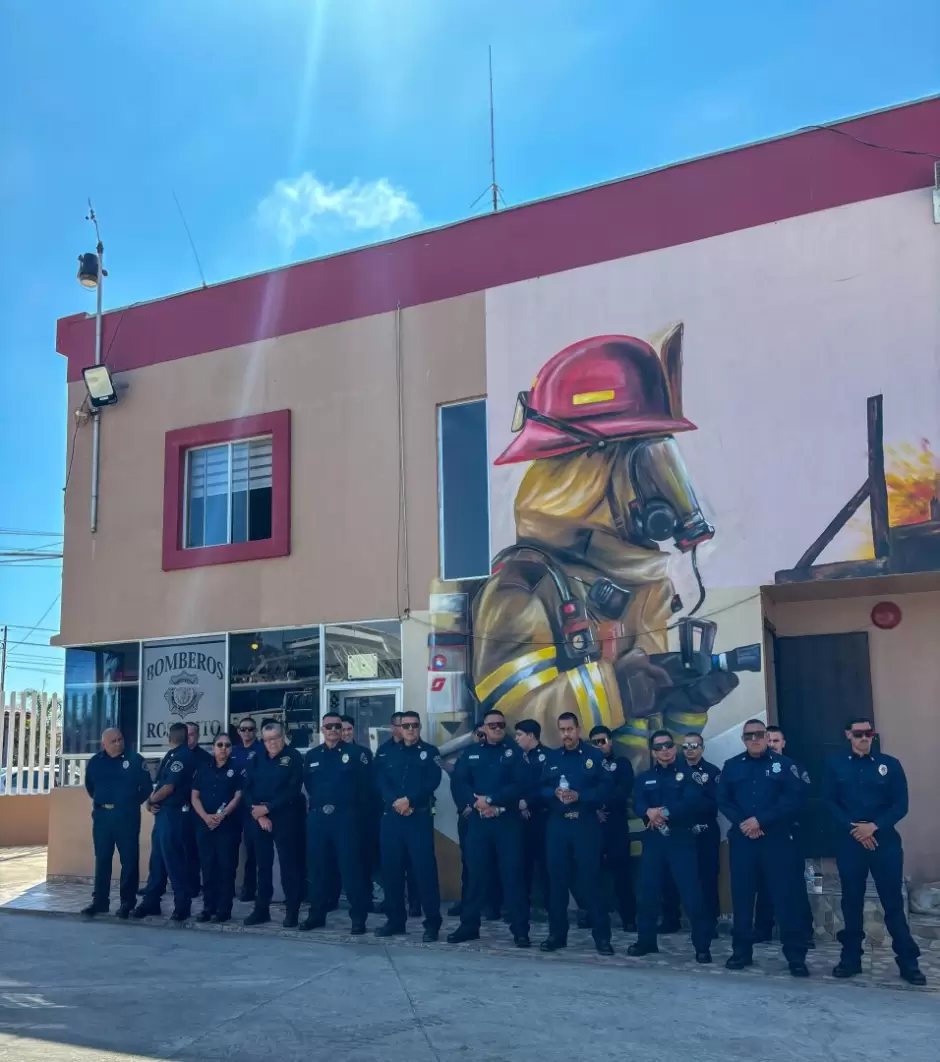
[83,729,153,918]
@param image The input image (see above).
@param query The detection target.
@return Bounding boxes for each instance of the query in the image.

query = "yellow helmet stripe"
[475,646,557,703]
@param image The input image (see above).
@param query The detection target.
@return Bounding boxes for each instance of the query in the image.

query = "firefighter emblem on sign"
[164,671,203,719]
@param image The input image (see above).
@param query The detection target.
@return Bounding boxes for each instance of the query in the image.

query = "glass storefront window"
[324,620,402,683]
[63,643,140,755]
[229,627,320,749]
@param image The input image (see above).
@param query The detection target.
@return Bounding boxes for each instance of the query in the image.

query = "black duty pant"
[546,812,609,944]
[250,805,305,914]
[380,807,441,931]
[460,813,528,936]
[196,818,240,918]
[836,831,919,968]
[306,807,370,924]
[140,822,167,906]
[239,808,257,899]
[662,821,720,928]
[754,836,813,942]
[522,811,550,913]
[728,832,807,964]
[91,807,141,909]
[155,807,192,912]
[637,829,712,952]
[601,819,636,926]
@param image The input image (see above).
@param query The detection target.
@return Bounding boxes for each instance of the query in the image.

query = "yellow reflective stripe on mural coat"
[475,646,557,703]
[489,666,560,716]
[566,662,612,729]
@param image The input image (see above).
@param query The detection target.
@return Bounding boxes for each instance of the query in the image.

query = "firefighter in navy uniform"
[132,722,197,922]
[513,719,551,918]
[717,720,809,977]
[374,711,443,942]
[661,732,722,935]
[230,717,263,903]
[191,733,243,923]
[539,712,614,956]
[587,725,636,932]
[448,709,530,947]
[823,717,925,985]
[185,723,212,899]
[242,721,306,928]
[299,712,372,934]
[628,730,714,963]
[374,712,421,918]
[82,728,152,918]
[754,725,814,947]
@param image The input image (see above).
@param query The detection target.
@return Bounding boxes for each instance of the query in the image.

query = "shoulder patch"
[790,763,799,778]
[692,771,704,785]
[360,752,369,765]
[170,760,184,773]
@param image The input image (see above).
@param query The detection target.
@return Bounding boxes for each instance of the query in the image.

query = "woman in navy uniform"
[191,733,244,923]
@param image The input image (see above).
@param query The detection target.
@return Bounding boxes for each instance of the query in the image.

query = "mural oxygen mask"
[623,436,715,552]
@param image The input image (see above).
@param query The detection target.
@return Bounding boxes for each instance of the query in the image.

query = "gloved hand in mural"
[471,325,746,776]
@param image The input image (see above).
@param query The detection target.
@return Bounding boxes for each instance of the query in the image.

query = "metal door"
[324,685,402,751]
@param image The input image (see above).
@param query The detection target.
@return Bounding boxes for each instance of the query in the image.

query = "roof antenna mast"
[470,46,505,213]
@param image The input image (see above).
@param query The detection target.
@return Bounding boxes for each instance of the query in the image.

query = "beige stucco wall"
[57,292,485,646]
[46,786,153,882]
[0,794,50,846]
[771,588,940,882]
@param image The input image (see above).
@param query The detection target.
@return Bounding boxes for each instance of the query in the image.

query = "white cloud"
[257,172,421,247]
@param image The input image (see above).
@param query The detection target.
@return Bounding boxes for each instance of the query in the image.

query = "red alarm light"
[871,601,902,630]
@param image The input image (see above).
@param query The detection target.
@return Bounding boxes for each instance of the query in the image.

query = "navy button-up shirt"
[539,740,611,815]
[600,753,635,817]
[519,744,550,813]
[243,745,305,814]
[193,759,244,815]
[633,760,715,830]
[230,739,264,773]
[303,741,370,811]
[153,745,197,809]
[451,739,525,814]
[377,740,441,812]
[822,751,908,835]
[717,750,804,832]
[84,750,152,810]
[680,757,721,824]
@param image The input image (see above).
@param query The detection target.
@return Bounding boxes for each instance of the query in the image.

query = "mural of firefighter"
[427,325,761,778]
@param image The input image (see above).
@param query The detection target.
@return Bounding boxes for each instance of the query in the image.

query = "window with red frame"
[162,409,290,572]
[184,436,273,548]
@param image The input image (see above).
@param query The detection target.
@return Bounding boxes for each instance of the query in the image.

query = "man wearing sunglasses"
[230,717,263,903]
[514,719,551,920]
[717,720,809,977]
[629,730,713,963]
[299,712,372,935]
[754,726,815,949]
[374,712,421,918]
[539,713,614,956]
[660,732,721,936]
[583,725,636,933]
[822,717,925,985]
[191,734,243,923]
[448,710,530,948]
[374,711,443,942]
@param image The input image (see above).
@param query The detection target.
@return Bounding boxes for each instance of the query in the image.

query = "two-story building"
[48,94,940,890]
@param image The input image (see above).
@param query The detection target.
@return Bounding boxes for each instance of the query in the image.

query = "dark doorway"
[773,631,875,858]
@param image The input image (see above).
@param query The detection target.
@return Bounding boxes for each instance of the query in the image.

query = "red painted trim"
[57,98,940,381]
[162,409,291,572]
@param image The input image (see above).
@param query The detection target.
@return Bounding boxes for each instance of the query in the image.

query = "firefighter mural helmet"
[496,334,696,466]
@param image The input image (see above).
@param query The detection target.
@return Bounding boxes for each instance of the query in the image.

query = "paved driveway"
[0,912,937,1062]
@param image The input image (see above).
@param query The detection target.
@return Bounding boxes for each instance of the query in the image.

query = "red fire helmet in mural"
[496,334,697,465]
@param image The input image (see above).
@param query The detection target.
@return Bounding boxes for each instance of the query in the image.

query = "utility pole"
[87,202,104,534]
[0,624,7,692]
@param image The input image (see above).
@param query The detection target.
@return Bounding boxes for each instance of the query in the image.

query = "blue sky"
[1,0,938,694]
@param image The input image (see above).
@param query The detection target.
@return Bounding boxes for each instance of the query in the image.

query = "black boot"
[595,940,614,956]
[196,909,213,923]
[374,922,406,937]
[80,903,108,917]
[725,953,753,970]
[243,906,271,926]
[447,926,480,944]
[283,909,299,929]
[539,935,567,952]
[447,902,463,917]
[130,902,160,920]
[832,960,861,979]
[627,941,658,957]
[900,965,927,986]
[170,907,191,922]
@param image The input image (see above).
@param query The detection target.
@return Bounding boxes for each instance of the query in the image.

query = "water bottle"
[657,806,671,837]
[558,775,570,792]
[217,802,227,815]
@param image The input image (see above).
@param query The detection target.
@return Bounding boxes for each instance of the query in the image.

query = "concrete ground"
[0,912,938,1062]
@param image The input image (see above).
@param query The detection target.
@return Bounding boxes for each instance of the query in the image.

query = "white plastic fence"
[0,691,62,794]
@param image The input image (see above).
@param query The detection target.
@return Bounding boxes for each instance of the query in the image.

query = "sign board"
[140,637,226,753]
[347,652,378,680]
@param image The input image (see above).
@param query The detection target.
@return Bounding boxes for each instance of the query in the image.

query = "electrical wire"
[4,595,61,653]
[809,123,940,160]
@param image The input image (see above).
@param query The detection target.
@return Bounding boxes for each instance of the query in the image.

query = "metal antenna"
[470,45,505,213]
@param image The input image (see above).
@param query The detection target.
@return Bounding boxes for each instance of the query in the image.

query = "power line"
[810,123,940,160]
[6,595,61,653]
[0,623,60,633]
[0,528,63,538]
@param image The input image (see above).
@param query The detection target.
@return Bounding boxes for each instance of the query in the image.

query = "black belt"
[310,804,355,815]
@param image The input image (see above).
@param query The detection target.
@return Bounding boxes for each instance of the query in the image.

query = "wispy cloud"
[257,172,421,248]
